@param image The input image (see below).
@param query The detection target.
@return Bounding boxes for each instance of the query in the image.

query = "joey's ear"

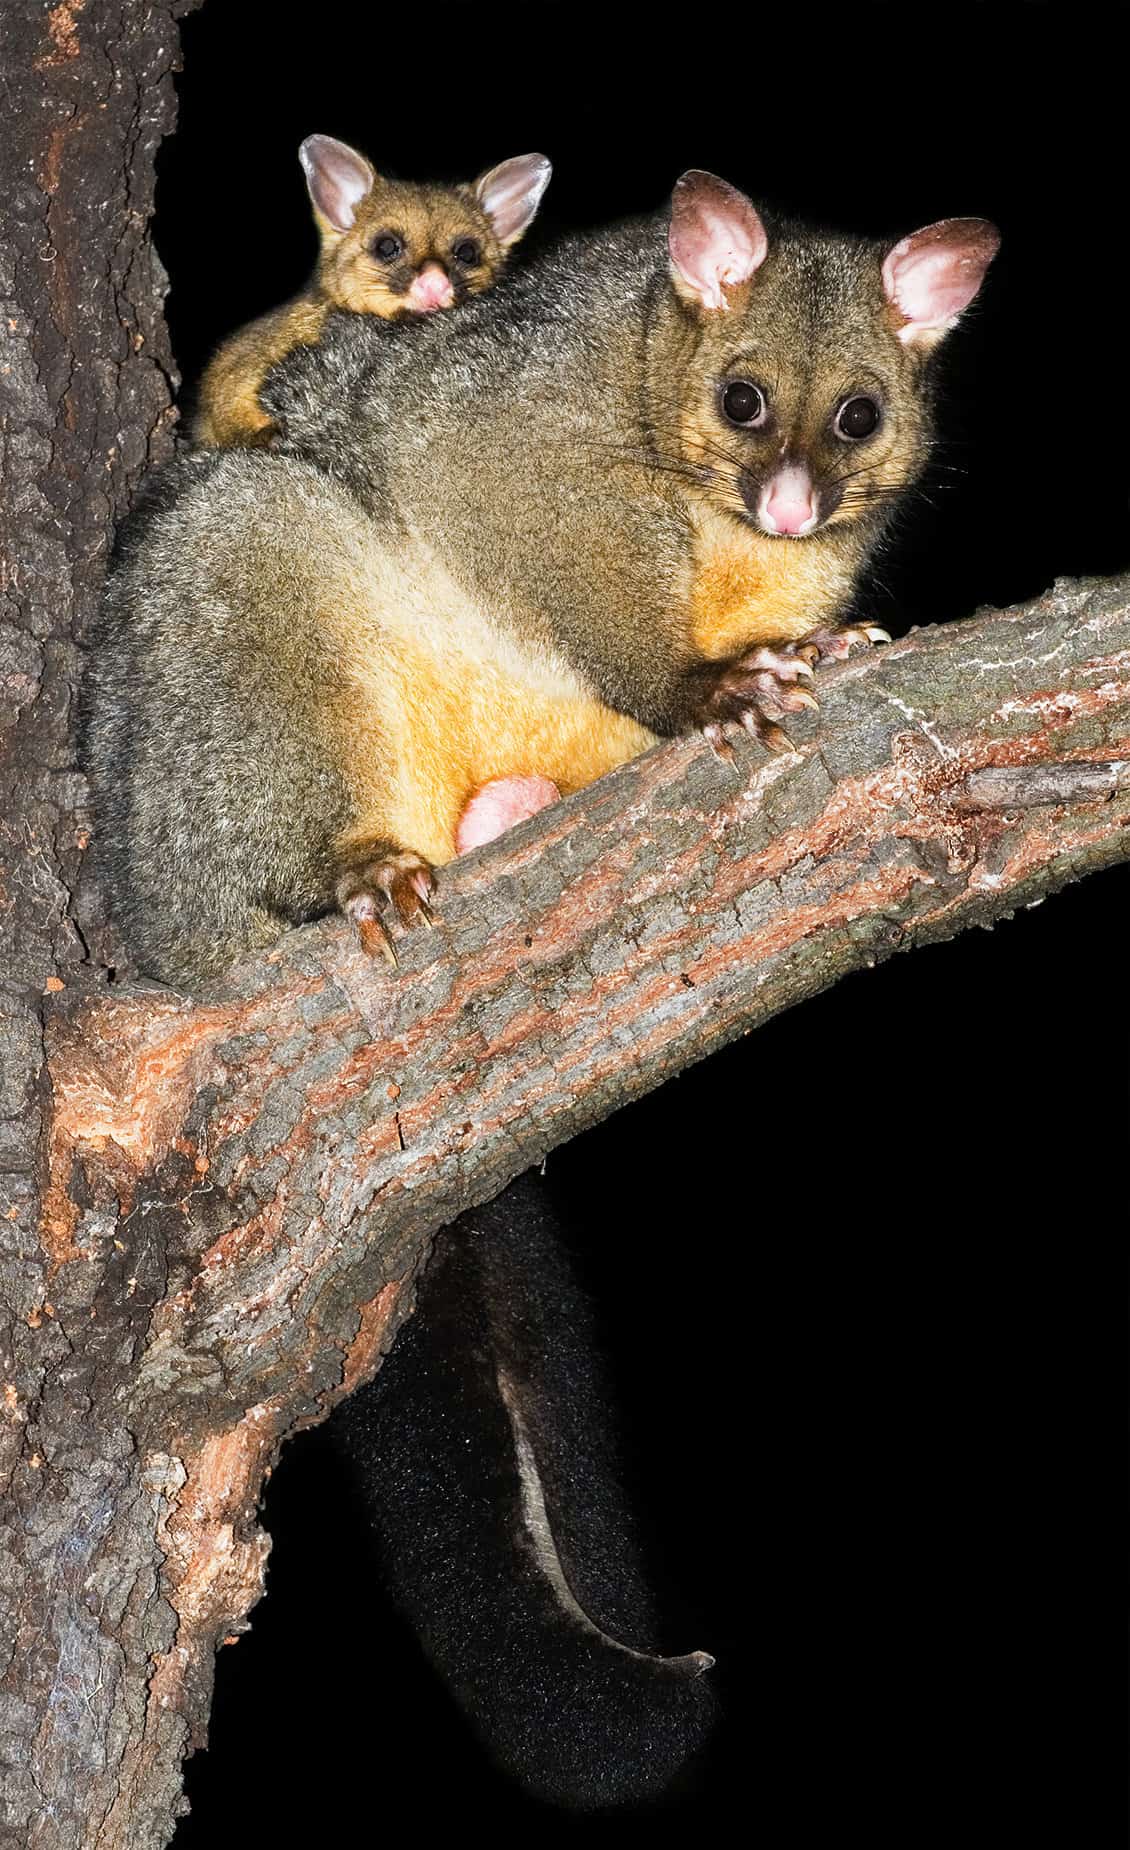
[669,170,769,313]
[299,134,377,233]
[882,217,1000,349]
[474,153,552,247]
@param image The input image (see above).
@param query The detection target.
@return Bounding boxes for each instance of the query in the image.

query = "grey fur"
[81,201,975,990]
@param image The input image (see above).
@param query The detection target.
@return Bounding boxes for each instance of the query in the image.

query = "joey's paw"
[793,622,891,666]
[336,850,436,966]
[242,422,279,451]
[695,645,818,756]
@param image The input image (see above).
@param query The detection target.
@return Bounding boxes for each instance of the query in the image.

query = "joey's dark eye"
[721,380,766,427]
[452,239,481,267]
[373,234,403,263]
[835,395,881,441]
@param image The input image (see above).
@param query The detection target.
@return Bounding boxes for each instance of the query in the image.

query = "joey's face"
[333,185,506,317]
[664,171,999,542]
[299,137,551,321]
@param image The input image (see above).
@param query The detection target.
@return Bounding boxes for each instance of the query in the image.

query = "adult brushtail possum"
[331,1172,716,1808]
[80,170,999,1810]
[82,170,997,989]
[193,135,551,449]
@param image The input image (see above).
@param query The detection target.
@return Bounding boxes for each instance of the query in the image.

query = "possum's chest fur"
[687,504,859,658]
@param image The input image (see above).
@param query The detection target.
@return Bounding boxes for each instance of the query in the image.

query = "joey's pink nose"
[406,263,455,312]
[760,466,818,536]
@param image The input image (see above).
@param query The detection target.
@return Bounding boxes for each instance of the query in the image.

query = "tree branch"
[35,574,1130,1840]
[54,585,1130,1302]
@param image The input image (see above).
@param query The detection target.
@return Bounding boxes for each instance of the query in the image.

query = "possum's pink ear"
[474,153,552,247]
[669,170,769,312]
[882,218,1000,348]
[299,135,377,233]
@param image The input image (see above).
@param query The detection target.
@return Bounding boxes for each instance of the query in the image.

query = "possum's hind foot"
[335,844,436,965]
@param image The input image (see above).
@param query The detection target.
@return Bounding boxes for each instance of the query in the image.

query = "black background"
[159,2,1125,1840]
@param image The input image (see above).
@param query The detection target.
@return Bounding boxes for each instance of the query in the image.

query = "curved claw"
[344,894,399,966]
[337,847,437,962]
[794,622,893,666]
[703,721,737,763]
[737,709,792,753]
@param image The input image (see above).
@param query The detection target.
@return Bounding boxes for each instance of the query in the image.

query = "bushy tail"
[330,1172,717,1809]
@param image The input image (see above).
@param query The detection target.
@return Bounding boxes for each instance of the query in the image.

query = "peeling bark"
[0,7,1128,1847]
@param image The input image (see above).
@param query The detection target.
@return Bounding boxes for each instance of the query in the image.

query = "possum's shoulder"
[105,446,223,574]
[111,445,361,559]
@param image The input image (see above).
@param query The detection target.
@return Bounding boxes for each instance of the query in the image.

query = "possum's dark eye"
[452,239,481,267]
[835,395,882,440]
[373,234,403,263]
[721,380,766,427]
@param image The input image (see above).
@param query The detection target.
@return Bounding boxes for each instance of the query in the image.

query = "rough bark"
[0,4,200,1845]
[16,574,1130,1846]
[1,9,1128,1849]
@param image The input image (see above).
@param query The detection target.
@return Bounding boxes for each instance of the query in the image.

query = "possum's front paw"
[690,645,819,755]
[691,625,891,756]
[335,847,435,965]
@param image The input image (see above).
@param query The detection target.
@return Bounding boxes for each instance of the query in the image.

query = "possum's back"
[81,446,384,985]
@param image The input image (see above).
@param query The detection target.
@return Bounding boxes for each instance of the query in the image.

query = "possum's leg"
[193,377,275,450]
[333,833,436,965]
[192,338,276,449]
[329,1173,717,1810]
[686,644,820,753]
[192,300,326,449]
[336,775,561,961]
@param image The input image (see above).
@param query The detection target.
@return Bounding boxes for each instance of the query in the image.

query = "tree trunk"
[1,6,203,1844]
[1,9,1128,1848]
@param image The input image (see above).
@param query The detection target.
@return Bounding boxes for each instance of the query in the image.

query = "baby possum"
[193,135,551,449]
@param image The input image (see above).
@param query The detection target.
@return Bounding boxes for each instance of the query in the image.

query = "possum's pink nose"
[406,263,455,312]
[759,466,819,537]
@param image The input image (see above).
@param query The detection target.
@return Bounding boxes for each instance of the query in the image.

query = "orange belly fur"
[336,630,656,869]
